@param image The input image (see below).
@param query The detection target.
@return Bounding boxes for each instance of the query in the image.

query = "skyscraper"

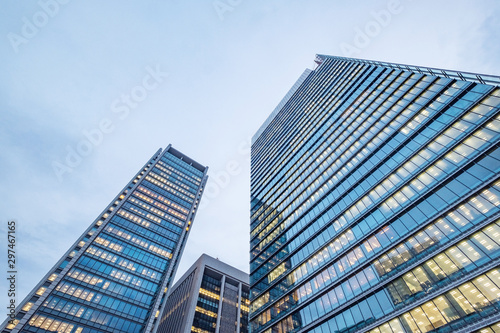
[250,55,500,333]
[2,145,208,333]
[157,254,249,333]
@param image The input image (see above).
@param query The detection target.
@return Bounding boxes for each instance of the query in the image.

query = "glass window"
[424,224,448,245]
[395,243,412,263]
[447,210,472,230]
[478,155,500,173]
[353,246,366,264]
[301,306,312,324]
[414,230,435,253]
[335,312,347,332]
[486,268,500,290]
[327,265,337,281]
[387,248,405,267]
[373,260,386,277]
[456,171,481,190]
[471,195,496,215]
[458,282,491,311]
[366,294,384,319]
[412,266,434,290]
[378,255,395,273]
[358,299,374,322]
[327,289,338,308]
[402,272,423,295]
[426,256,454,280]
[427,193,448,211]
[399,312,420,333]
[406,237,422,255]
[342,281,354,300]
[456,239,488,266]
[421,300,447,329]
[327,317,338,332]
[378,322,393,333]
[432,295,461,323]
[433,218,457,238]
[445,246,475,272]
[408,207,427,224]
[387,283,403,305]
[399,214,417,232]
[418,172,435,188]
[343,308,355,329]
[445,289,475,315]
[388,318,405,333]
[445,150,466,166]
[335,285,345,305]
[357,271,370,292]
[391,219,409,236]
[365,266,379,285]
[417,200,436,219]
[368,236,382,253]
[315,297,326,318]
[472,275,500,306]
[349,275,361,295]
[321,270,332,287]
[409,306,434,332]
[471,230,500,258]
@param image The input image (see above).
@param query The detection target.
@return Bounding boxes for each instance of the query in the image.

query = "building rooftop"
[252,54,500,146]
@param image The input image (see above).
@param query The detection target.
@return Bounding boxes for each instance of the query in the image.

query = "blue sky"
[1,0,499,305]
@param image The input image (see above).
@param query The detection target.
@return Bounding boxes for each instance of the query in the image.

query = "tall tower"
[157,254,249,333]
[2,145,208,333]
[250,55,500,332]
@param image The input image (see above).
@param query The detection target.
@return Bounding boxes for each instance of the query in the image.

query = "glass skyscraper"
[2,145,207,333]
[250,55,500,333]
[157,254,249,333]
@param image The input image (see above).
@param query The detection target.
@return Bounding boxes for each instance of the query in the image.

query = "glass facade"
[250,55,500,333]
[2,146,208,333]
[193,270,250,333]
[157,254,249,333]
[193,272,222,332]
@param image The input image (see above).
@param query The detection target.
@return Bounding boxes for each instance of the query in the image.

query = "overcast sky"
[1,0,499,305]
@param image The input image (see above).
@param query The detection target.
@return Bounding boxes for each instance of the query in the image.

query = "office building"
[2,145,208,333]
[250,55,500,332]
[157,254,249,333]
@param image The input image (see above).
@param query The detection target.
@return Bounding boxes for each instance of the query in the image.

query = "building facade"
[2,145,208,333]
[157,254,249,333]
[250,55,500,333]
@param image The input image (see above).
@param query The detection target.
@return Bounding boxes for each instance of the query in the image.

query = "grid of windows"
[192,273,222,333]
[306,269,500,333]
[158,255,250,333]
[191,271,251,333]
[2,146,207,333]
[250,55,500,333]
[240,287,250,333]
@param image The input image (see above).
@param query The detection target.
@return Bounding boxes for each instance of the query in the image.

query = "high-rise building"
[157,254,249,333]
[250,55,500,333]
[2,145,208,333]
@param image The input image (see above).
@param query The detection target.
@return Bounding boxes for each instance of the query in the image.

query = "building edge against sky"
[250,55,500,333]
[157,253,249,333]
[1,145,208,333]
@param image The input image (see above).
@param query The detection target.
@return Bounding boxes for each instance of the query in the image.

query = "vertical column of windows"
[193,273,222,333]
